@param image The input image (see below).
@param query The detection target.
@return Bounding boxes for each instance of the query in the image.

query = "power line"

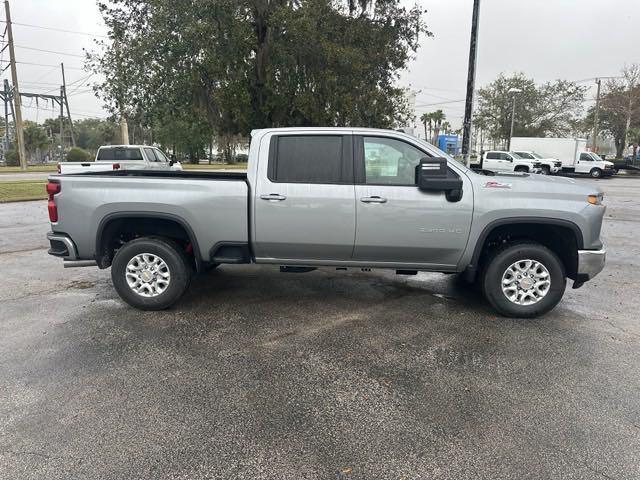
[414,99,466,107]
[0,59,85,70]
[12,44,86,58]
[0,19,107,39]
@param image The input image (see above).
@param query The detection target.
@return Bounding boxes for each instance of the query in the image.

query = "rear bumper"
[576,246,606,281]
[47,232,79,260]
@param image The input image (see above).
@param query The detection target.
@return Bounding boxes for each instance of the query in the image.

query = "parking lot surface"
[1,176,639,479]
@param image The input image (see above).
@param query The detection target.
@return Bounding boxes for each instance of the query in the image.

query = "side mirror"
[416,158,463,202]
[169,159,176,166]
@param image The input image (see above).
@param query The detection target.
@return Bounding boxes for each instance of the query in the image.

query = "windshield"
[514,151,533,159]
[529,152,543,159]
[590,153,604,161]
[509,152,524,159]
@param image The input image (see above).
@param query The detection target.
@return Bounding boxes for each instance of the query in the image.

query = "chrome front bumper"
[577,246,606,280]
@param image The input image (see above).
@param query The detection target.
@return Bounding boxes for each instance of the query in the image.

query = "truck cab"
[482,151,542,174]
[573,152,615,178]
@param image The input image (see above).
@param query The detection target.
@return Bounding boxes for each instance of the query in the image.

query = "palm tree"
[431,109,446,145]
[441,121,451,135]
[420,112,432,141]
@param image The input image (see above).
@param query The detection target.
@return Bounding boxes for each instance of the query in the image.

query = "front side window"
[515,151,533,159]
[154,149,169,162]
[363,137,425,185]
[499,153,512,161]
[144,148,158,162]
[580,153,592,161]
[270,135,345,183]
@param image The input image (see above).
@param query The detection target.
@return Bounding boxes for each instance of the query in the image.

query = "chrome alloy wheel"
[125,253,171,297]
[501,259,551,305]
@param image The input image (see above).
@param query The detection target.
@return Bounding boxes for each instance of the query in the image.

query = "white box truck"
[510,137,615,178]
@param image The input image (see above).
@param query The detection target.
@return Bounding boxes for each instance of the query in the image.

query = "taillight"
[112,163,121,170]
[46,180,61,222]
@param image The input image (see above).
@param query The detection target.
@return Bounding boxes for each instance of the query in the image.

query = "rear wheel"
[111,237,192,310]
[590,168,603,178]
[482,242,566,318]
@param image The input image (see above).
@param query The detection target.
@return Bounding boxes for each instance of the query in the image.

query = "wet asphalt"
[0,176,639,479]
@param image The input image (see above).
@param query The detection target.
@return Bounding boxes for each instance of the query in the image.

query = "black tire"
[540,165,550,175]
[481,242,566,318]
[590,168,602,178]
[514,166,528,173]
[111,237,192,310]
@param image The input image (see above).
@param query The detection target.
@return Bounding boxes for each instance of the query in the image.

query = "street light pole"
[507,88,522,151]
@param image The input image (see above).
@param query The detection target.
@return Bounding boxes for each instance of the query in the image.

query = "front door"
[352,135,473,269]
[253,133,356,262]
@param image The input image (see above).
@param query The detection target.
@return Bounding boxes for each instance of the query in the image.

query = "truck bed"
[48,169,249,263]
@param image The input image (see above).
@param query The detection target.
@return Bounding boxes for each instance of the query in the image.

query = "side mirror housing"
[416,158,463,202]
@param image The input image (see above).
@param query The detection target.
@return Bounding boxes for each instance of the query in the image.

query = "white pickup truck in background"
[512,150,562,175]
[57,145,182,174]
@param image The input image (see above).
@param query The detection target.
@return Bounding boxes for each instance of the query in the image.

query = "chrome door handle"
[360,196,387,204]
[260,193,286,201]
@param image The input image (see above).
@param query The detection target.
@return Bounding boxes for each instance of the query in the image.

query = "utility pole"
[60,63,75,146]
[59,86,64,161]
[120,115,129,144]
[4,0,27,170]
[3,80,9,153]
[461,0,481,167]
[592,78,601,152]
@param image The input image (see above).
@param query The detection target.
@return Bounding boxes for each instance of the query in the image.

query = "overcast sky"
[6,0,639,128]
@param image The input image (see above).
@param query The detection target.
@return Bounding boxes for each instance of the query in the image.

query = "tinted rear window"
[97,147,144,161]
[270,135,345,183]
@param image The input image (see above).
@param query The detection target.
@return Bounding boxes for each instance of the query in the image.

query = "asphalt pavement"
[0,176,639,479]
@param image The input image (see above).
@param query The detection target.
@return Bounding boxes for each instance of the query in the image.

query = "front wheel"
[111,237,192,310]
[482,242,566,318]
[540,165,550,175]
[590,168,603,178]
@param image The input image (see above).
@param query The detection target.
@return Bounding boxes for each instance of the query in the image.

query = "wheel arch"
[467,217,584,281]
[95,212,202,271]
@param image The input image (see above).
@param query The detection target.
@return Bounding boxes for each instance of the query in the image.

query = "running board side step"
[280,266,317,273]
[63,260,98,268]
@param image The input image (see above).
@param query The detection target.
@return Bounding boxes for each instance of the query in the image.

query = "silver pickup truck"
[46,127,606,318]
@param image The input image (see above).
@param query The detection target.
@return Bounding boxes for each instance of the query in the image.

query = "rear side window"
[97,147,144,161]
[269,135,350,184]
[486,152,499,159]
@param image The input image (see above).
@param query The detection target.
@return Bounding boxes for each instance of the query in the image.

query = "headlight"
[588,193,604,205]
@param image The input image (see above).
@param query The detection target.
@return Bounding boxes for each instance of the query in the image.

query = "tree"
[66,147,91,162]
[74,118,121,152]
[420,112,431,141]
[589,65,640,157]
[89,0,430,161]
[430,109,445,144]
[23,121,50,163]
[476,73,586,148]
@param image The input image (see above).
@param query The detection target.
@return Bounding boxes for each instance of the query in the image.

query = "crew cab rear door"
[252,132,356,261]
[352,135,473,268]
